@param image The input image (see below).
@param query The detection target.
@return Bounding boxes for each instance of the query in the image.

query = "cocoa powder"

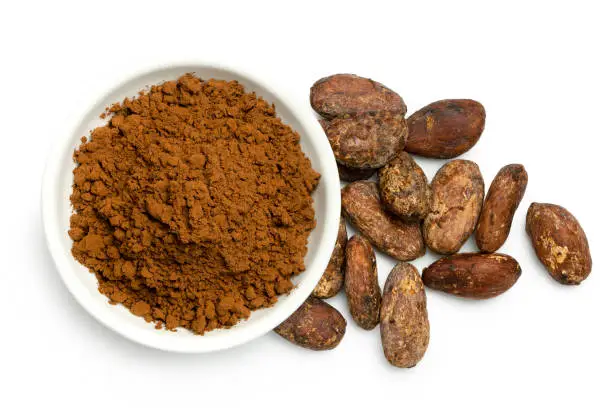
[69,74,320,334]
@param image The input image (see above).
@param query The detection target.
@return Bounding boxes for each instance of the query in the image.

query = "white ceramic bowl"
[42,63,340,353]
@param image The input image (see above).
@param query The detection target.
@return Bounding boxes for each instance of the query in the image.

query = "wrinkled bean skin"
[345,235,381,330]
[342,181,425,261]
[405,99,485,158]
[326,112,407,169]
[476,164,528,252]
[274,297,347,350]
[310,74,406,119]
[378,151,431,220]
[380,262,429,368]
[424,160,484,254]
[319,118,376,182]
[526,203,592,285]
[313,218,347,299]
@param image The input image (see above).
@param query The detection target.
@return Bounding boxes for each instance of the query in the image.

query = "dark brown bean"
[526,203,592,285]
[476,164,528,252]
[319,119,376,182]
[274,297,346,350]
[422,253,521,299]
[380,262,429,368]
[325,112,407,169]
[345,234,381,330]
[310,73,406,119]
[378,151,431,219]
[405,99,485,158]
[342,181,425,261]
[313,217,347,299]
[424,160,484,254]
[337,162,376,182]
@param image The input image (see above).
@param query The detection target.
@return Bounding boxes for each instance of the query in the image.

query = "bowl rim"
[41,61,340,353]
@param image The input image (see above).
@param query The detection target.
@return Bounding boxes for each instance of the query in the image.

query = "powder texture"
[69,74,320,334]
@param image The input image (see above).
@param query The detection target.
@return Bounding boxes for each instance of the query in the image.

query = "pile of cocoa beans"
[274,74,592,368]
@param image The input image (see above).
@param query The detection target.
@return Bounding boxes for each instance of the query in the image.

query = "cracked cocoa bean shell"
[325,112,407,169]
[345,234,381,330]
[476,164,528,253]
[424,160,484,254]
[526,203,592,285]
[422,253,521,299]
[378,151,431,220]
[313,217,347,299]
[405,99,485,158]
[274,296,346,350]
[310,73,407,119]
[341,181,425,261]
[380,262,429,368]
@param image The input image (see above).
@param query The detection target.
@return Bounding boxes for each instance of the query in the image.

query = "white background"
[1,1,611,407]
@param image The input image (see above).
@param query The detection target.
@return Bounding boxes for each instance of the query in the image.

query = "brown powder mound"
[69,74,320,334]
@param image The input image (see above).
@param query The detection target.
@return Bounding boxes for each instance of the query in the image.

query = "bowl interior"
[42,64,340,352]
